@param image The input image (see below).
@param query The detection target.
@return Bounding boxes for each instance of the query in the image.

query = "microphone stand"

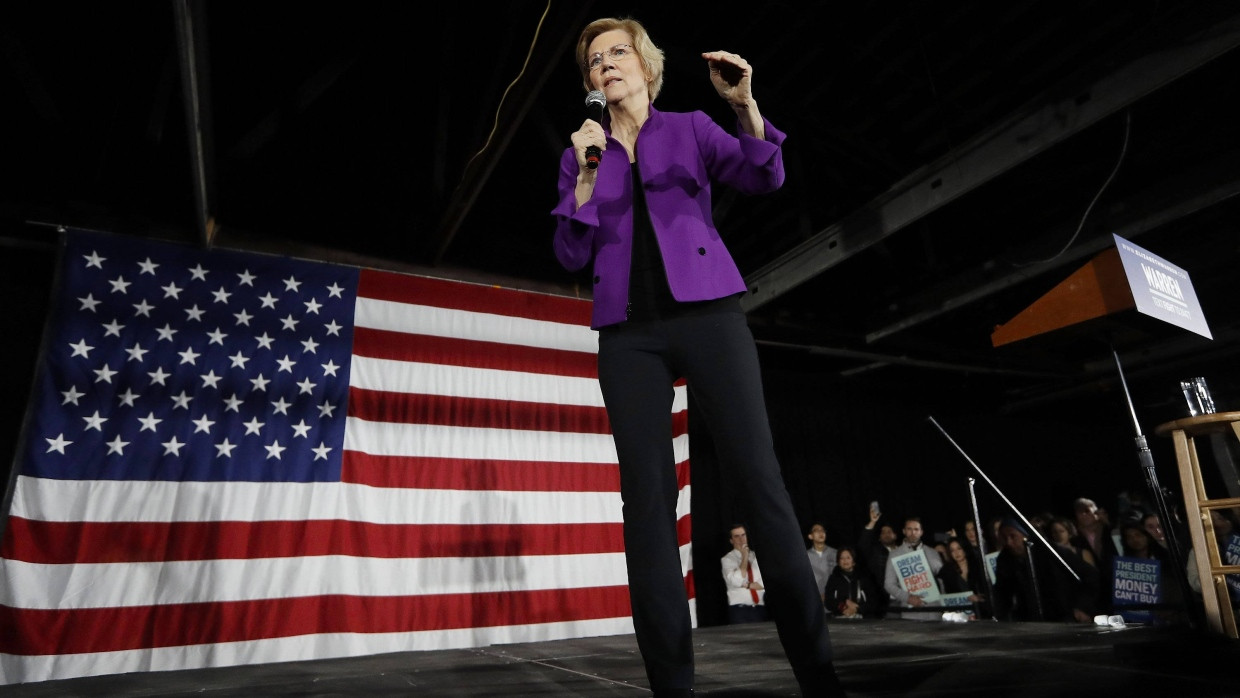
[928,416,1080,582]
[967,477,998,620]
[1110,347,1197,627]
[1025,540,1047,621]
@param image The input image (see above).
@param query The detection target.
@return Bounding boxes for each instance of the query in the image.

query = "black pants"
[597,308,834,693]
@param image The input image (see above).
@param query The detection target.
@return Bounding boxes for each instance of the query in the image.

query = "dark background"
[4,2,1240,626]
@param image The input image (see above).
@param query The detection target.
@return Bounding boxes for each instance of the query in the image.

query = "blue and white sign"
[1112,556,1160,624]
[1113,234,1212,339]
[890,548,942,603]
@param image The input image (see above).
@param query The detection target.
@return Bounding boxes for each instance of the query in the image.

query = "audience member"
[1121,521,1168,562]
[1186,508,1240,604]
[1119,520,1188,624]
[1071,497,1117,613]
[883,517,944,608]
[858,507,896,608]
[937,537,990,617]
[720,524,768,624]
[953,519,990,575]
[1030,511,1055,538]
[824,547,880,619]
[806,522,838,603]
[962,520,983,554]
[1049,517,1095,567]
[992,518,1097,622]
[1142,512,1168,549]
[986,516,1004,556]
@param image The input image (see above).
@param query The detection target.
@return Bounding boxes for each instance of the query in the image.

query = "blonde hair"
[576,17,664,101]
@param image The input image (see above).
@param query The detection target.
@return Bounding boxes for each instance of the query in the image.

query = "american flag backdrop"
[0,230,694,684]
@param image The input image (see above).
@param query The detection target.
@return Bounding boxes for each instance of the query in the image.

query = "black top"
[938,558,984,595]
[992,542,1098,621]
[626,161,740,322]
[824,567,881,617]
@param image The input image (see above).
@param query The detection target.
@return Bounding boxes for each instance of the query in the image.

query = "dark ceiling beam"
[739,8,1240,314]
[432,1,596,266]
[171,0,216,246]
[865,173,1240,343]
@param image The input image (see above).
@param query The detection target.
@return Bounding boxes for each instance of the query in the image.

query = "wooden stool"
[1155,411,1240,637]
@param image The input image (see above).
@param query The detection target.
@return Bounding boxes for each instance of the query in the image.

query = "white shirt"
[721,548,766,606]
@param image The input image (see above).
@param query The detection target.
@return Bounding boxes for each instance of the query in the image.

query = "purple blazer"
[551,106,786,328]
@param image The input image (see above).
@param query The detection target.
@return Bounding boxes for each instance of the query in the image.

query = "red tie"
[747,562,760,604]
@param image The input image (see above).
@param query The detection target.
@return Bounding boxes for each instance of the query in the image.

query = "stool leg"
[1173,431,1224,634]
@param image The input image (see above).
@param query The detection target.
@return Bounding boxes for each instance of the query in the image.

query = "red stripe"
[346,389,689,437]
[0,518,639,564]
[0,586,633,656]
[352,326,598,378]
[347,388,617,435]
[341,453,690,492]
[341,452,619,491]
[358,270,593,326]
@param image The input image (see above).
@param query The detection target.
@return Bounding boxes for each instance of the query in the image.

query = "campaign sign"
[984,551,999,585]
[1226,534,1240,599]
[940,591,974,608]
[890,548,942,603]
[1113,233,1212,339]
[1112,556,1160,624]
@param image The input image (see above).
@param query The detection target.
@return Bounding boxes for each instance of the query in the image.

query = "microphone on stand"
[584,90,606,169]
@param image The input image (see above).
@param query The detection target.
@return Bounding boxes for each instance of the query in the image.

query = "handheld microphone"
[584,90,606,169]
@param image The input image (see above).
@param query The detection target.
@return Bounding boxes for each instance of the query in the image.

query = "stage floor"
[5,618,1239,697]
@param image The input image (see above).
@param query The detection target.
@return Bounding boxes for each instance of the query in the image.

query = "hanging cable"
[1013,109,1132,267]
[458,0,552,179]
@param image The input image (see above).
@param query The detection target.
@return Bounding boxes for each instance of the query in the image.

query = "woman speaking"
[551,16,842,698]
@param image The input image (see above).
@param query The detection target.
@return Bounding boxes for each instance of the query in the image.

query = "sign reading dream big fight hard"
[890,548,942,604]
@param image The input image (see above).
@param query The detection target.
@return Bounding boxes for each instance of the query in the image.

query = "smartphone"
[870,501,880,516]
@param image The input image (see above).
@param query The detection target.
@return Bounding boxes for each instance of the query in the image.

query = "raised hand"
[701,50,753,107]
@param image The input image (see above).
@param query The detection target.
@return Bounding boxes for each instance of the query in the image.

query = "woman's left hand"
[702,50,753,107]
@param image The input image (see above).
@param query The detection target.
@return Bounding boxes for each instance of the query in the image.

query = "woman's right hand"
[571,118,606,174]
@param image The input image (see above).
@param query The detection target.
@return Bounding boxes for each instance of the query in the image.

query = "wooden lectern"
[991,247,1133,348]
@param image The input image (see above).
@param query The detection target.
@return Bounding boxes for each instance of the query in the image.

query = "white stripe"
[1,552,630,610]
[9,477,691,525]
[355,297,600,354]
[0,617,637,685]
[344,418,691,464]
[349,355,609,407]
[348,354,689,413]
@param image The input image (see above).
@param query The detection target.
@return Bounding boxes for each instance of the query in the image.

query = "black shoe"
[798,661,846,697]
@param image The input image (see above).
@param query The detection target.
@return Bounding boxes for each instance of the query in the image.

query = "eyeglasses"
[586,44,634,71]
